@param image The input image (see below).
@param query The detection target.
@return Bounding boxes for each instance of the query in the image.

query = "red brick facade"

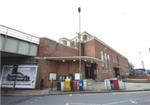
[83,37,129,80]
[38,38,78,57]
[37,33,129,88]
[37,38,80,88]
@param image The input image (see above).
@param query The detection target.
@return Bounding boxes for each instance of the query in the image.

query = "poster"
[75,73,80,80]
[0,65,38,89]
[49,73,57,80]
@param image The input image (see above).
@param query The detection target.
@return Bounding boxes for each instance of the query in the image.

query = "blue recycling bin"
[78,80,83,91]
[110,80,114,90]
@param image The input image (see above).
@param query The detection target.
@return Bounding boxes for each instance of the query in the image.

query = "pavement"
[1,88,50,96]
[1,81,150,96]
[125,82,150,90]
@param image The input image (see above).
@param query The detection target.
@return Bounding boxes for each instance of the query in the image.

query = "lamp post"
[78,7,82,79]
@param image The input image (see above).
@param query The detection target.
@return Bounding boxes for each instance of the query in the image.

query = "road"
[1,91,150,105]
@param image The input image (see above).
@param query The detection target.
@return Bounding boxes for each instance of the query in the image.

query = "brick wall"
[83,39,95,57]
[37,38,82,88]
[84,39,129,80]
[38,38,78,57]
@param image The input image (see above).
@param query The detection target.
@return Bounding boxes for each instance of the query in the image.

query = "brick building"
[37,31,129,88]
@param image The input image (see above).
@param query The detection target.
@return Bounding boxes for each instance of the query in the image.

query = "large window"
[104,52,107,60]
[100,51,112,71]
[100,51,104,61]
[107,54,111,71]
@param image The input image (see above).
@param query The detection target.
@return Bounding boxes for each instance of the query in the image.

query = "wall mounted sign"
[49,73,57,80]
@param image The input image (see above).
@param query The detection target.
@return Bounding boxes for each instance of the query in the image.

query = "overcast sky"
[0,0,150,69]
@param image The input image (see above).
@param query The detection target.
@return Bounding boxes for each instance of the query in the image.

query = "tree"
[128,62,135,76]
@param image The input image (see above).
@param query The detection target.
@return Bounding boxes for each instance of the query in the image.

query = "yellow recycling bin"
[64,77,71,91]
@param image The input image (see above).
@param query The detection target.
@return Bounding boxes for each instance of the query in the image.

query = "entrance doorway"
[114,67,120,78]
[85,63,97,79]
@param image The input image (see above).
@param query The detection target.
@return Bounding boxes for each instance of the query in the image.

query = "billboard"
[0,65,38,89]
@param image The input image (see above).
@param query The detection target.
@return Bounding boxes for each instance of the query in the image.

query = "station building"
[0,25,129,89]
[37,31,129,88]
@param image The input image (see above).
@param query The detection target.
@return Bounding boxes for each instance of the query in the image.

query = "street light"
[78,7,82,79]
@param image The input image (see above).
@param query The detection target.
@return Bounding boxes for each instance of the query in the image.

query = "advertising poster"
[49,73,57,81]
[1,65,38,89]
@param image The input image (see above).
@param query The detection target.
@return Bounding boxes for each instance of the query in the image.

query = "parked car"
[7,72,30,81]
[134,69,149,76]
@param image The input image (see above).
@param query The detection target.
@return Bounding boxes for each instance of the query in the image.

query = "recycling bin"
[64,78,71,91]
[110,80,114,90]
[104,79,111,90]
[73,80,78,91]
[60,81,64,91]
[119,80,125,90]
[78,80,83,91]
[57,81,61,91]
[62,76,65,81]
[58,76,63,81]
[113,80,119,90]
[83,80,87,91]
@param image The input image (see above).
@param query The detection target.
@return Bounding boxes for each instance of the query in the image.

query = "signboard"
[0,65,38,89]
[49,73,57,80]
[75,73,80,80]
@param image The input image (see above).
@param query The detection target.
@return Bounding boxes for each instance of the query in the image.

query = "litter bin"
[61,81,64,91]
[73,80,78,91]
[105,79,111,90]
[83,80,87,91]
[78,80,83,91]
[113,80,119,90]
[57,81,61,91]
[110,80,114,90]
[119,80,125,90]
[64,78,71,91]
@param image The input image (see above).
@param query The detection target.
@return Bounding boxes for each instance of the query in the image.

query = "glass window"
[104,53,107,60]
[108,54,110,61]
[100,51,104,61]
[107,54,111,71]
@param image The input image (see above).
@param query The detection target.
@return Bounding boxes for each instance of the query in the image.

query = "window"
[104,52,107,60]
[100,51,104,61]
[108,54,110,61]
[107,54,111,71]
[83,35,87,41]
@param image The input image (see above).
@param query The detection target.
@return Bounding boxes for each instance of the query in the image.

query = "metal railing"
[0,25,39,44]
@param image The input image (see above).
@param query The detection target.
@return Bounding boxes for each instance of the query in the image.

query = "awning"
[35,56,104,63]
